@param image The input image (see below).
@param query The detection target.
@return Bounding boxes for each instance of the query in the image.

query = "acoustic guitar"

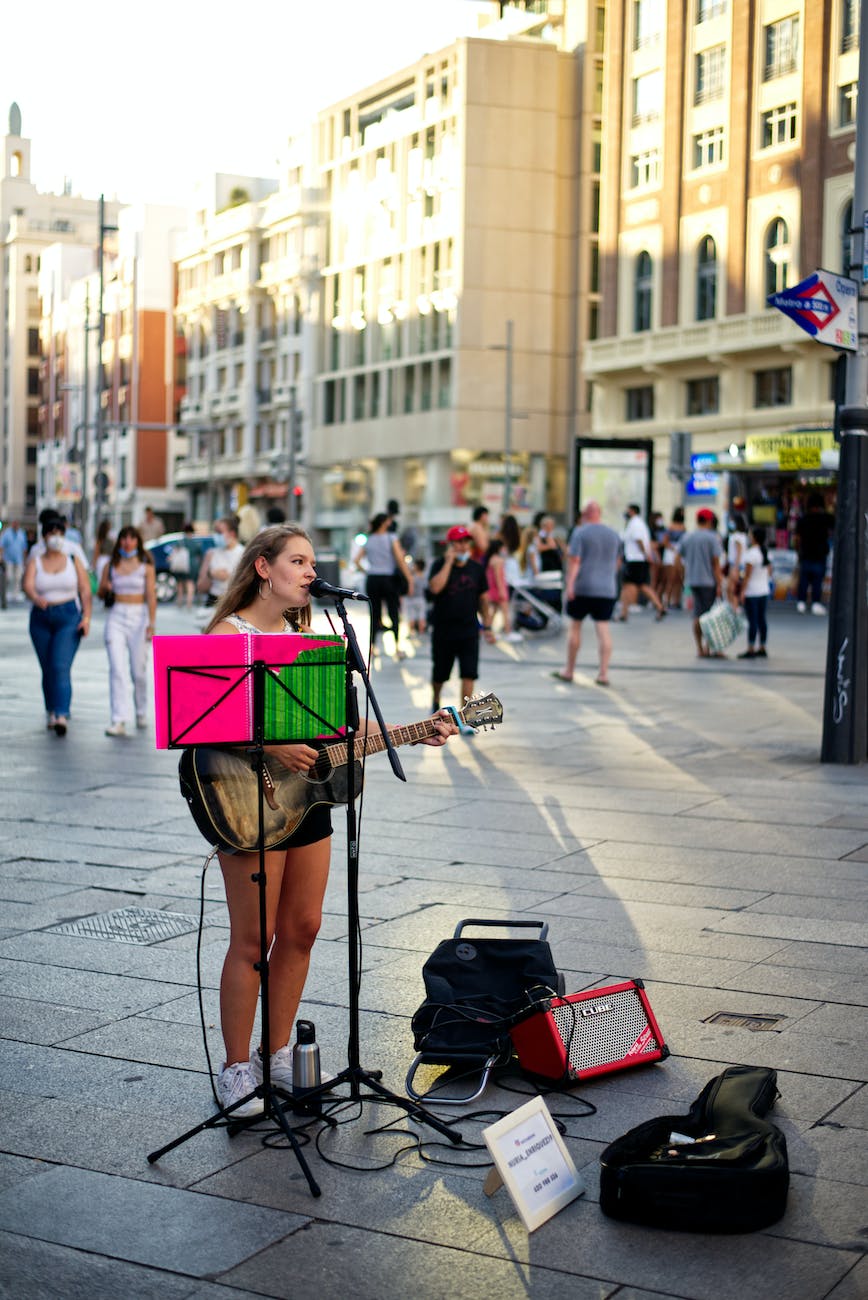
[180,693,504,853]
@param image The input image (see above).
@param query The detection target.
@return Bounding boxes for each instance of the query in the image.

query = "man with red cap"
[427,525,495,725]
[676,508,724,657]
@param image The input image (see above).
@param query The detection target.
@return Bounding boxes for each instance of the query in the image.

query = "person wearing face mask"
[427,525,495,724]
[23,516,92,736]
[197,515,245,607]
[98,526,157,737]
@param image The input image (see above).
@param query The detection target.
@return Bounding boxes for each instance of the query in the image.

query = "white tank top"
[109,562,147,596]
[35,553,79,605]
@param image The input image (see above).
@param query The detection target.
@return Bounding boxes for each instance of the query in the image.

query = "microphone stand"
[307,596,462,1143]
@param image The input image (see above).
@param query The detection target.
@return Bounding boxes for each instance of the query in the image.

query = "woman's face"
[264,536,317,606]
[44,528,65,552]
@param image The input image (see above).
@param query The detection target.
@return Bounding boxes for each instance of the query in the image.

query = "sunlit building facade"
[583,0,858,527]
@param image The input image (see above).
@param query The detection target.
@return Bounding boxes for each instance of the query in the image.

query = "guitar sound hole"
[307,756,332,782]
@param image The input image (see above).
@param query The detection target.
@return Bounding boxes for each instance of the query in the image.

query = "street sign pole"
[821,0,868,764]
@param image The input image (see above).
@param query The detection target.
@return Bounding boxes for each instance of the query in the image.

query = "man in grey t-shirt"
[553,501,621,686]
[676,508,724,657]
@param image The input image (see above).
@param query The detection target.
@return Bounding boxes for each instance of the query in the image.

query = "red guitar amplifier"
[510,979,668,1084]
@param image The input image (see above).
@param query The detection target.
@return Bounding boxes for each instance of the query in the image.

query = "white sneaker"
[811,603,826,616]
[105,722,127,737]
[796,601,806,614]
[136,715,147,730]
[216,1061,264,1117]
[505,631,524,643]
[251,1044,335,1092]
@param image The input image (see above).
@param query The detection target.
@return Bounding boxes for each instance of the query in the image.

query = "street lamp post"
[821,0,868,764]
[94,195,118,537]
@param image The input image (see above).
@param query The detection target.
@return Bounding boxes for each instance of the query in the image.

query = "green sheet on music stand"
[262,641,346,742]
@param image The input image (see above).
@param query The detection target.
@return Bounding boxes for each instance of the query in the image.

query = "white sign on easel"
[482,1096,584,1231]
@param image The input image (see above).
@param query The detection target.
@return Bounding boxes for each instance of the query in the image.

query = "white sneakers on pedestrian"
[105,722,127,737]
[216,1061,264,1118]
[796,601,806,613]
[811,603,826,616]
[505,631,524,643]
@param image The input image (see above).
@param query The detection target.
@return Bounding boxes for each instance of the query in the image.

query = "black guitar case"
[599,1065,789,1232]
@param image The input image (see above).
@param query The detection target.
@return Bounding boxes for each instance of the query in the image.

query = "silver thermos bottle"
[292,1020,321,1098]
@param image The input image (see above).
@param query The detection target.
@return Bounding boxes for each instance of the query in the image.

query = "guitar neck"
[320,716,442,767]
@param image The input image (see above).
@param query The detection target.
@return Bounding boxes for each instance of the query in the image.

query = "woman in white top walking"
[22,516,92,735]
[98,526,157,735]
[738,526,772,660]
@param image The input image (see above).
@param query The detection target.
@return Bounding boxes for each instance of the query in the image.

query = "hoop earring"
[258,576,273,599]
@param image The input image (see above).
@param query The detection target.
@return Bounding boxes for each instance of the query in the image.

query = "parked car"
[145,532,216,604]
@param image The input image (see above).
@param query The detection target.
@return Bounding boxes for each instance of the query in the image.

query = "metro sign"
[768,269,858,351]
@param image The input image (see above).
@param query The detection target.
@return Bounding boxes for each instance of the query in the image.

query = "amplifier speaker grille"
[510,980,668,1083]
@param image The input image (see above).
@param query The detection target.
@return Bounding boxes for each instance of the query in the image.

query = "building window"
[404,365,416,413]
[632,70,662,124]
[764,218,791,297]
[696,236,718,320]
[323,380,336,425]
[762,102,797,148]
[754,366,792,407]
[588,301,600,340]
[438,358,451,408]
[764,16,799,80]
[27,367,40,396]
[841,198,854,275]
[630,149,661,188]
[625,385,655,420]
[634,251,653,332]
[839,82,858,128]
[842,0,859,52]
[693,125,725,168]
[633,0,662,49]
[695,45,726,103]
[27,327,40,356]
[589,243,600,293]
[686,375,720,415]
[697,0,727,20]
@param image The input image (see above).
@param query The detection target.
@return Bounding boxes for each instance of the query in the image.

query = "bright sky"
[1,0,490,208]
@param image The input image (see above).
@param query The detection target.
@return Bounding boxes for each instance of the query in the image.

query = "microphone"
[308,576,369,602]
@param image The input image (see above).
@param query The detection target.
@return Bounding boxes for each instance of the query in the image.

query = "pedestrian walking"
[553,501,621,686]
[469,505,491,566]
[357,511,414,659]
[427,525,495,725]
[402,557,429,636]
[91,519,115,586]
[137,505,165,542]
[738,526,771,660]
[0,519,28,600]
[197,515,245,607]
[170,523,197,609]
[795,492,833,615]
[726,512,749,606]
[98,526,157,737]
[618,504,666,621]
[22,515,92,736]
[185,524,456,1116]
[676,508,724,657]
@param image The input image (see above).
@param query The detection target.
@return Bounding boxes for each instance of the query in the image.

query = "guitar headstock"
[460,692,504,730]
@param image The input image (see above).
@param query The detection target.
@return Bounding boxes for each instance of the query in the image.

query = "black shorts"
[691,585,717,618]
[623,561,651,587]
[431,630,479,684]
[565,595,617,623]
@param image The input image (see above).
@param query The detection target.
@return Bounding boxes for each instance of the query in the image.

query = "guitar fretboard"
[319,717,441,768]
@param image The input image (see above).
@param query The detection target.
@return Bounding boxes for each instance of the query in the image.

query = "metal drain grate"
[48,906,200,945]
[703,1011,785,1032]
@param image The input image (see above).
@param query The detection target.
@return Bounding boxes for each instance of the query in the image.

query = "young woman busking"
[195,525,457,1116]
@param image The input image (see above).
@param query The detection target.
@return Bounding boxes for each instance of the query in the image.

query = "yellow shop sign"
[745,431,836,466]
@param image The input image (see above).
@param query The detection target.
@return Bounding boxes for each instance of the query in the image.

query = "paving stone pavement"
[0,594,865,1300]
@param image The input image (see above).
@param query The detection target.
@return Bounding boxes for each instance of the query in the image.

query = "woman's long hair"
[110,526,151,566]
[751,525,769,568]
[204,524,313,633]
